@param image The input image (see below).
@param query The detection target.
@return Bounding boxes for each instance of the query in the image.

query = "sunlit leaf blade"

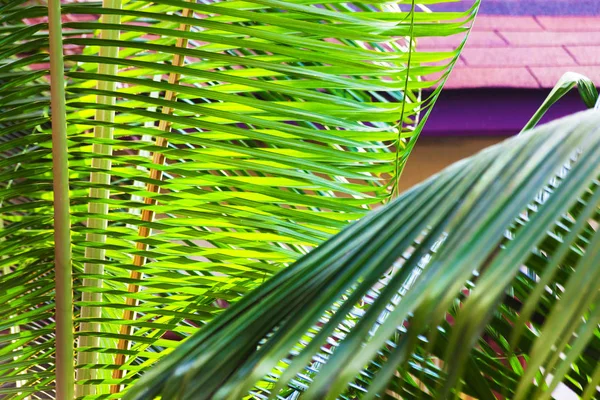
[64,0,478,394]
[126,110,600,400]
[0,0,479,397]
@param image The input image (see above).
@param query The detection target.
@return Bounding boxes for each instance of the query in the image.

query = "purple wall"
[421,89,591,137]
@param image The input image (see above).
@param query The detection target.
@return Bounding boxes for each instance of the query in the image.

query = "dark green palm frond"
[126,109,600,400]
[0,4,98,398]
[0,7,57,398]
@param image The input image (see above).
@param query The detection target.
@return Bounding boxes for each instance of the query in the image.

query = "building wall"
[397,87,594,192]
[398,137,504,193]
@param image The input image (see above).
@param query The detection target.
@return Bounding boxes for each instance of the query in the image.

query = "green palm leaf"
[0,0,479,397]
[126,109,600,400]
[521,71,598,133]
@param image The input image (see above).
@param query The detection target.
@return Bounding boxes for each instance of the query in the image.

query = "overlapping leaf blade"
[126,110,600,400]
[64,0,479,394]
[0,0,479,397]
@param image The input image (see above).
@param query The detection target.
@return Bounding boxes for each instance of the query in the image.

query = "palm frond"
[0,0,479,397]
[0,5,57,398]
[521,71,598,133]
[126,109,600,400]
[64,0,480,394]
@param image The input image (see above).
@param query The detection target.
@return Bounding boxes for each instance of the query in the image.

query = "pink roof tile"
[529,66,600,88]
[500,31,600,47]
[472,16,543,32]
[435,16,600,89]
[565,46,600,65]
[536,16,600,32]
[461,46,576,67]
[454,57,467,68]
[443,67,540,89]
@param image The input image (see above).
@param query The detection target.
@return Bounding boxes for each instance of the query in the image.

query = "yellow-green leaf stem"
[76,0,123,396]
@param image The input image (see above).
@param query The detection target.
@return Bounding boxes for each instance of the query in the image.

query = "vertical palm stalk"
[76,0,122,396]
[48,0,74,398]
[111,3,193,392]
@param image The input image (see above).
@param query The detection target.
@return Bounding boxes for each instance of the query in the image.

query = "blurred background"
[399,0,600,191]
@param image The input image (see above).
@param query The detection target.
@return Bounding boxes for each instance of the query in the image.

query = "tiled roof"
[435,0,600,16]
[420,16,600,89]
